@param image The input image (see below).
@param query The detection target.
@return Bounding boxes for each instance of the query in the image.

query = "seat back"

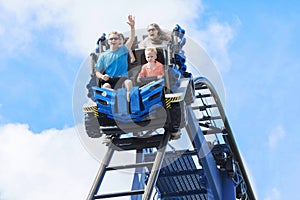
[128,48,167,85]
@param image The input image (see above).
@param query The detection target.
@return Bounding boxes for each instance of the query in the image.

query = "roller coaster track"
[191,76,256,200]
[87,76,256,200]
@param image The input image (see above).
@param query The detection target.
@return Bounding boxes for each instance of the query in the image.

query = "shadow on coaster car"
[83,24,195,138]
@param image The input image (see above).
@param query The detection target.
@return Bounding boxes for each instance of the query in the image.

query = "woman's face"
[147,25,158,39]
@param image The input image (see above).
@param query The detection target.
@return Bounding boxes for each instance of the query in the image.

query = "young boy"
[137,47,164,82]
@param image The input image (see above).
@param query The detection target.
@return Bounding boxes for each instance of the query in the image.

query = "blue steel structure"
[83,25,256,200]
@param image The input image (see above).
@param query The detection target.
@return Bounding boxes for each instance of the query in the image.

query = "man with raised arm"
[95,15,135,98]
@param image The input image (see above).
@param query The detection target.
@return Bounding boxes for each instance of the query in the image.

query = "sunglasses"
[147,28,156,32]
[109,37,119,41]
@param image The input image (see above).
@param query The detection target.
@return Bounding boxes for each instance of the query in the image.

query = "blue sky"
[1,0,300,199]
[205,2,300,199]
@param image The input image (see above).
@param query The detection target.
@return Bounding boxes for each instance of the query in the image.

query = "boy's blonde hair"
[145,47,157,55]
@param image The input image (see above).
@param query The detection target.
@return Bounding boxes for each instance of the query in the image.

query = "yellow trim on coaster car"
[165,93,183,108]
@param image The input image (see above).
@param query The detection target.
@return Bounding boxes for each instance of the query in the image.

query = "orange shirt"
[138,61,164,78]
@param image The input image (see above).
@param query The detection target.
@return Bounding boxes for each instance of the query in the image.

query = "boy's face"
[108,33,120,48]
[145,52,157,63]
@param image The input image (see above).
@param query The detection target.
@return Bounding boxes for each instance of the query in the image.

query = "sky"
[0,0,300,199]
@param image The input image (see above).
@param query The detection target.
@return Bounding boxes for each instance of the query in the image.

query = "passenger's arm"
[125,15,135,50]
[95,70,110,81]
[95,55,110,81]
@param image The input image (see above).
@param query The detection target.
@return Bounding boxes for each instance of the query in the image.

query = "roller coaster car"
[83,25,195,138]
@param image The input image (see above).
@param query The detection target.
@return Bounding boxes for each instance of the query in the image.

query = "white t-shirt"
[139,37,169,48]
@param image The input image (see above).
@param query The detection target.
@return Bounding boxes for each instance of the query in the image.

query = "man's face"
[108,33,120,48]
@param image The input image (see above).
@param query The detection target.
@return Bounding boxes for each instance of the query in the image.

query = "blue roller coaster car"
[83,25,195,138]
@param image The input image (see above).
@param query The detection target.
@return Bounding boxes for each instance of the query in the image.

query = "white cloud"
[268,125,286,149]
[0,123,100,200]
[264,187,281,200]
[0,0,202,56]
[0,0,235,71]
[0,123,141,200]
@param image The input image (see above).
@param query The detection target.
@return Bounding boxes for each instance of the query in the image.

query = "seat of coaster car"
[95,76,166,133]
[128,48,167,86]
